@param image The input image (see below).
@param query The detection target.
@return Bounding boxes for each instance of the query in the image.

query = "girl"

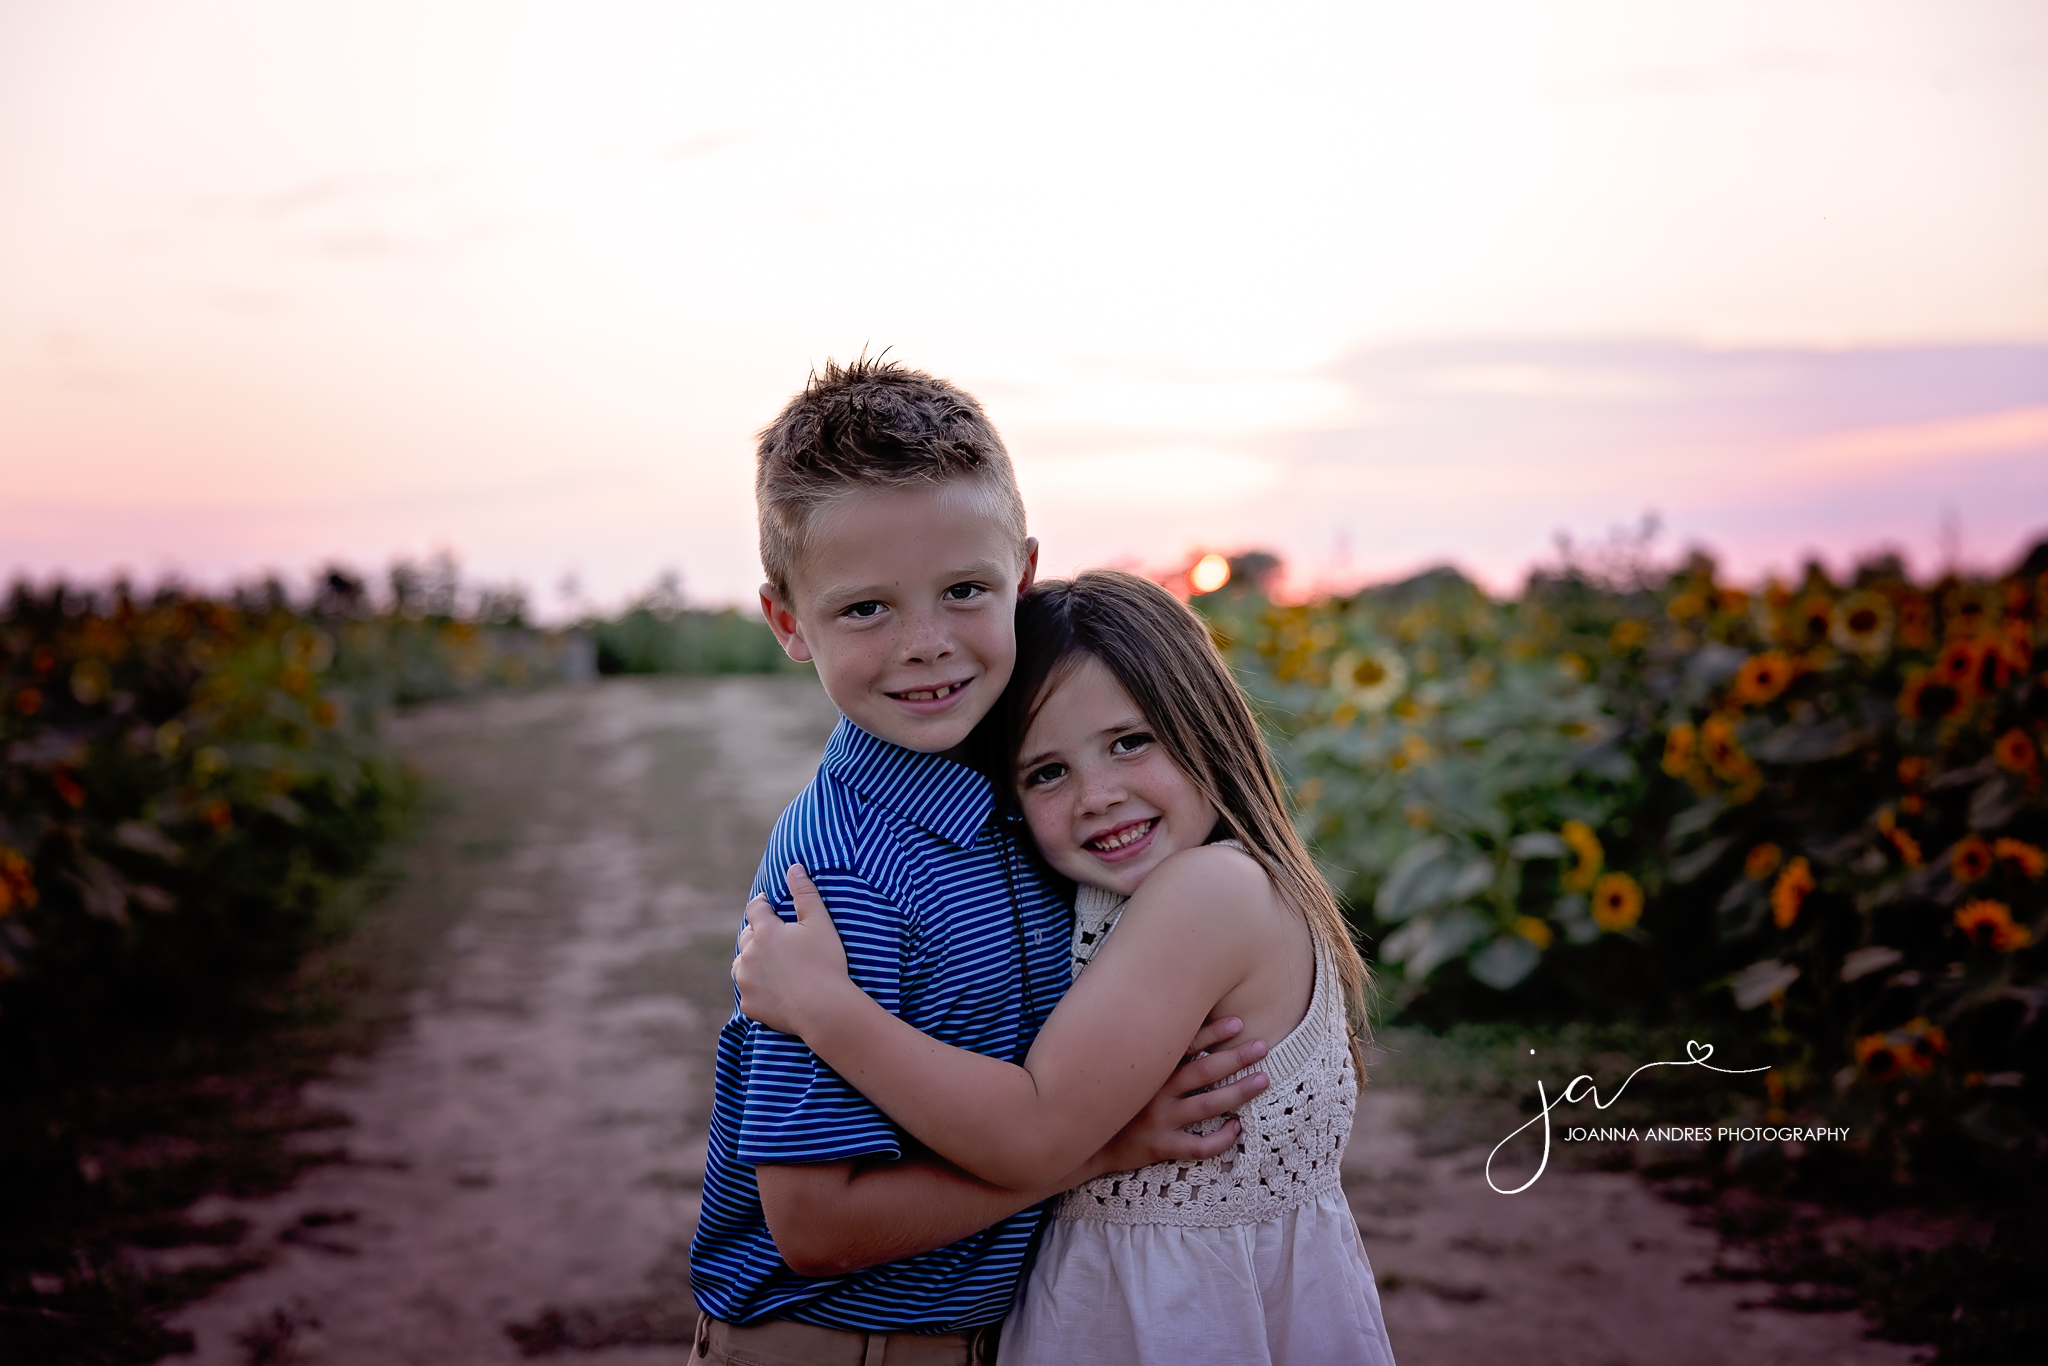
[733,570,1395,1365]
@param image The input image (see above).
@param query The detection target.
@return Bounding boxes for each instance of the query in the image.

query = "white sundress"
[1000,866,1398,1366]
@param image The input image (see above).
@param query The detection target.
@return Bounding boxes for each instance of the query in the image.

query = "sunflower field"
[0,565,813,1357]
[0,570,590,1061]
[1200,544,2048,1187]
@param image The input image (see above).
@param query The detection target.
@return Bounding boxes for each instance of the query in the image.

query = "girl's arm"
[758,1017,1268,1276]
[733,846,1277,1190]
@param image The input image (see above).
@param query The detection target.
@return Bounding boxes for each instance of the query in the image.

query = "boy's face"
[761,481,1037,756]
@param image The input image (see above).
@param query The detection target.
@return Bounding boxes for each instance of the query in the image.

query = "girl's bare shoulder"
[1128,841,1284,921]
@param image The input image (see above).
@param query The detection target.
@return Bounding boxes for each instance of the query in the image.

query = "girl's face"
[1014,654,1221,897]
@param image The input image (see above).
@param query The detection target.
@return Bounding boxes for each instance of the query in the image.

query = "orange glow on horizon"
[1190,555,1233,595]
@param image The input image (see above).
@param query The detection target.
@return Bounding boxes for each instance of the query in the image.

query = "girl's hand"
[1086,1017,1269,1177]
[733,864,850,1036]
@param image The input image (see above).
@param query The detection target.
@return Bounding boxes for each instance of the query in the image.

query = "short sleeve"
[734,866,909,1167]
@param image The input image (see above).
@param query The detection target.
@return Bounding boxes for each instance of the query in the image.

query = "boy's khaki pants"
[692,1312,999,1366]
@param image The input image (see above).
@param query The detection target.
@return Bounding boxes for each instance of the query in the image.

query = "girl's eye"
[1109,731,1154,756]
[942,582,986,602]
[841,600,886,620]
[1022,762,1066,788]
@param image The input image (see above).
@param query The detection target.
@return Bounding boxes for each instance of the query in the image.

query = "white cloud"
[1021,446,1281,508]
[1416,364,1675,402]
[1795,406,2048,473]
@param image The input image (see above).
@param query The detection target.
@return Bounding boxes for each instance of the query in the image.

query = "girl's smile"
[1085,817,1157,859]
[1016,655,1220,896]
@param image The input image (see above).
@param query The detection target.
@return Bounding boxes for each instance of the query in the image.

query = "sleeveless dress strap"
[1070,839,1247,976]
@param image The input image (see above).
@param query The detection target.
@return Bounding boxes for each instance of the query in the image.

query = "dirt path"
[165,677,1920,1366]
[1341,1090,1921,1366]
[166,677,839,1365]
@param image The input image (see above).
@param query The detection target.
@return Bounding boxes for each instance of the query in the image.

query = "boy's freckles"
[768,482,1036,755]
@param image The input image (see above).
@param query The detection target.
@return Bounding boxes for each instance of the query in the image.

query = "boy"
[689,358,1263,1364]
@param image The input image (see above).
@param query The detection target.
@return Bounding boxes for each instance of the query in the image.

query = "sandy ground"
[163,677,1923,1366]
[1341,1092,1922,1366]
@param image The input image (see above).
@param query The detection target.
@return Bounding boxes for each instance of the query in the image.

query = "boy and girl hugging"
[689,358,1397,1366]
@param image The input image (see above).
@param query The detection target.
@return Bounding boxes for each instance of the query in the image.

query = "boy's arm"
[738,851,1275,1190]
[760,1019,1267,1276]
[757,1157,1056,1278]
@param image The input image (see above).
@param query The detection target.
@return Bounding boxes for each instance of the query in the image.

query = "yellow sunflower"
[1329,647,1408,714]
[1994,729,2038,778]
[1853,1031,1897,1077]
[1943,583,1999,639]
[1956,899,2031,952]
[1731,652,1796,707]
[1793,595,1833,647]
[1829,591,1895,660]
[1993,838,2047,879]
[1561,820,1604,893]
[1895,1018,1948,1077]
[1771,856,1814,929]
[1951,835,1993,883]
[1855,1018,1948,1081]
[1934,638,1984,694]
[1591,872,1644,931]
[1700,713,1756,785]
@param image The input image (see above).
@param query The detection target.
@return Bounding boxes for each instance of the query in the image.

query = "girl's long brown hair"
[992,569,1375,1079]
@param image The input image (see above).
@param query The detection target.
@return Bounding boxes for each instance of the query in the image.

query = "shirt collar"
[823,717,995,850]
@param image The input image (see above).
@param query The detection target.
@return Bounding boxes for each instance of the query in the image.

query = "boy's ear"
[1017,537,1040,596]
[759,584,815,663]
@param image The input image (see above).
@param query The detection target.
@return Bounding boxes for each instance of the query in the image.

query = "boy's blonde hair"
[756,355,1028,600]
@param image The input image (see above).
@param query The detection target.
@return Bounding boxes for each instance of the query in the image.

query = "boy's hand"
[733,864,850,1036]
[1086,1017,1268,1177]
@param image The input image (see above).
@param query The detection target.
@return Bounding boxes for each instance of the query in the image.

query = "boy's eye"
[942,582,986,602]
[1109,732,1154,756]
[841,600,886,620]
[1022,762,1067,788]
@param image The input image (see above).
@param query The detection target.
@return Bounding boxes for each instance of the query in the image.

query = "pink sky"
[4,1,2046,612]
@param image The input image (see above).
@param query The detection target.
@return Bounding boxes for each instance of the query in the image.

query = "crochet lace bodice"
[1059,870,1356,1227]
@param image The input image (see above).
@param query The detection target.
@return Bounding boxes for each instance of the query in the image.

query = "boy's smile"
[888,679,971,707]
[761,481,1036,756]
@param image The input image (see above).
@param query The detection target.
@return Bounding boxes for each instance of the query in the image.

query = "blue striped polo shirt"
[690,717,1072,1332]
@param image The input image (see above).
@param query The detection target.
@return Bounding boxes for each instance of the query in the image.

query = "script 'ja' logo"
[1486,1040,1769,1195]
